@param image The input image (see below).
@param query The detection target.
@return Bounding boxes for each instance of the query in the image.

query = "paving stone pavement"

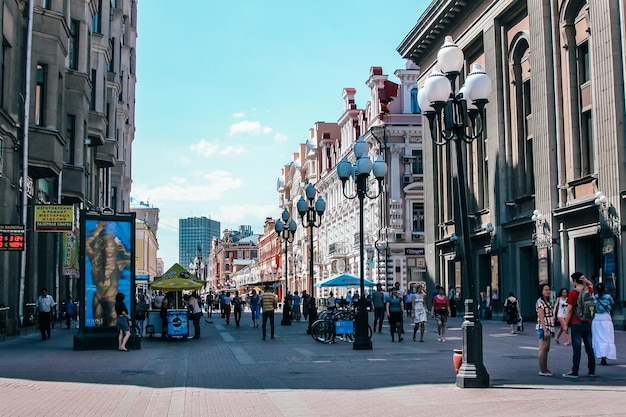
[0,312,624,416]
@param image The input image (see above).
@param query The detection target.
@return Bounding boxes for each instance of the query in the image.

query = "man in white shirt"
[36,288,56,341]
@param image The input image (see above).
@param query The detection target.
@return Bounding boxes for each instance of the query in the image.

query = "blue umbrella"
[314,273,376,288]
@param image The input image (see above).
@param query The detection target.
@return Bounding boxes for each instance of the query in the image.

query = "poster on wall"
[81,212,135,328]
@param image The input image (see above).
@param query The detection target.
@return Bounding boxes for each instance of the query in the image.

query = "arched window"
[410,87,420,113]
[562,1,594,180]
[508,35,534,198]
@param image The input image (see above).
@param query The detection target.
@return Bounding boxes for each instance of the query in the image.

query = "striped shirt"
[260,292,277,311]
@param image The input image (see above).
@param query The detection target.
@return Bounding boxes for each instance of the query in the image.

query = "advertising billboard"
[81,212,135,328]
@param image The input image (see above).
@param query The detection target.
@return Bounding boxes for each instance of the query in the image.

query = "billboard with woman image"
[81,212,135,328]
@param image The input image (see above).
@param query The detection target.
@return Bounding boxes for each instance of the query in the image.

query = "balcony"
[61,165,86,204]
[95,139,117,168]
[28,128,64,178]
[328,242,349,259]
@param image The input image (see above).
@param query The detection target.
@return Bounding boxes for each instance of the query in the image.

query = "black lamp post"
[337,136,387,350]
[296,183,325,335]
[419,35,491,387]
[196,244,203,281]
[275,208,297,326]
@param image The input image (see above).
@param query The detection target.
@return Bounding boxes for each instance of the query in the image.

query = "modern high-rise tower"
[179,217,221,271]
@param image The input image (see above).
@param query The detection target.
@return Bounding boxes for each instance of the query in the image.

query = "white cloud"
[228,120,272,136]
[133,171,243,203]
[220,145,246,155]
[233,112,245,119]
[190,139,219,157]
[274,133,288,142]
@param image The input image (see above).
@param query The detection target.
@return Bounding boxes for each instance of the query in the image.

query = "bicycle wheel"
[311,320,335,344]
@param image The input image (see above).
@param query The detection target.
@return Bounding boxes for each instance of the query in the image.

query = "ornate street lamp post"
[419,35,492,387]
[296,183,326,335]
[337,136,387,350]
[275,208,297,326]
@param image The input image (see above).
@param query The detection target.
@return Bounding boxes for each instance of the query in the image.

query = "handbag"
[516,315,524,332]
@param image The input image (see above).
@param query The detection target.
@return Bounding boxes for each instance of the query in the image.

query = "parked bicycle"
[310,309,372,344]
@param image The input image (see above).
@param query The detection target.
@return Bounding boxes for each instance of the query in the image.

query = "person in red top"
[431,287,451,342]
[562,272,595,378]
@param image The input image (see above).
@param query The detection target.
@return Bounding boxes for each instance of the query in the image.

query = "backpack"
[574,288,595,321]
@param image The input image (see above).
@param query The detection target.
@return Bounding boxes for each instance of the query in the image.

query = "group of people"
[534,271,617,378]
[362,282,452,343]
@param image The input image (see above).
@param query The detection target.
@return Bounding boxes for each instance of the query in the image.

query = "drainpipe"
[19,0,34,326]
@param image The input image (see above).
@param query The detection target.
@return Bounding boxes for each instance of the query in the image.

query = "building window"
[90,69,96,110]
[577,41,590,84]
[579,110,593,176]
[410,87,420,114]
[35,64,47,126]
[93,0,102,33]
[69,20,79,70]
[412,203,424,232]
[42,0,51,9]
[65,115,76,164]
[108,38,115,72]
[508,36,534,199]
[412,149,423,175]
[0,39,7,107]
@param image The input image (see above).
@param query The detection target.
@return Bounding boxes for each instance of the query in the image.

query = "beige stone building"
[0,0,137,329]
[398,0,625,323]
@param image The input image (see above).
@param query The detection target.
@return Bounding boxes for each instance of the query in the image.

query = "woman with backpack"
[592,282,616,366]
[503,292,520,334]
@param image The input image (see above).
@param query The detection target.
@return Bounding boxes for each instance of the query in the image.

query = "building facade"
[276,64,424,302]
[0,0,137,331]
[178,216,220,277]
[208,230,259,292]
[398,0,626,323]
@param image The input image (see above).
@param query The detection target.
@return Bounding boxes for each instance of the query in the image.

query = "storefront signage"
[405,247,425,256]
[35,205,74,232]
[0,225,25,251]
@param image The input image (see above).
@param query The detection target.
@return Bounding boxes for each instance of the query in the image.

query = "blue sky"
[131,1,429,268]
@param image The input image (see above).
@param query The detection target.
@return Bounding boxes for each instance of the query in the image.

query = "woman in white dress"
[592,282,616,366]
[412,284,428,342]
[553,288,571,345]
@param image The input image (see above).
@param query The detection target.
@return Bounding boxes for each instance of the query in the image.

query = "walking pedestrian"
[327,292,337,311]
[592,282,616,366]
[301,290,310,321]
[448,285,457,317]
[135,294,149,337]
[412,284,428,342]
[188,291,202,338]
[431,286,450,342]
[371,284,386,333]
[115,292,131,351]
[562,272,595,378]
[503,292,520,334]
[64,296,76,329]
[404,289,413,318]
[292,291,301,322]
[249,289,260,328]
[223,292,232,325]
[206,292,214,317]
[36,288,56,341]
[553,288,571,345]
[386,288,404,342]
[260,286,277,340]
[160,297,169,339]
[536,284,555,376]
[232,291,243,328]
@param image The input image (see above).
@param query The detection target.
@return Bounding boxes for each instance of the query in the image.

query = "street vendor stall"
[149,263,202,340]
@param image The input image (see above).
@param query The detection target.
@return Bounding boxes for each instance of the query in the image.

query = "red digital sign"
[0,225,25,251]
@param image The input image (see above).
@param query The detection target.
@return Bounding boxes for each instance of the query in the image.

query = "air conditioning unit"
[402,155,415,163]
[395,232,405,242]
[403,174,412,183]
